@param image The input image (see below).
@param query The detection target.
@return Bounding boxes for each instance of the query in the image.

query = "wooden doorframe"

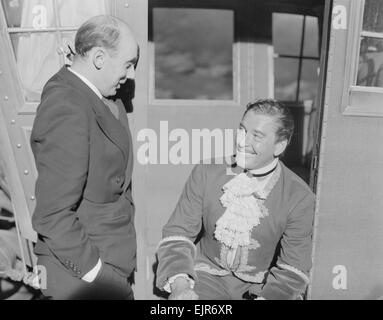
[307,0,333,299]
[309,0,333,193]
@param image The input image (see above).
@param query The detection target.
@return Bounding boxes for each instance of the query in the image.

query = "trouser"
[37,254,134,300]
[193,270,256,300]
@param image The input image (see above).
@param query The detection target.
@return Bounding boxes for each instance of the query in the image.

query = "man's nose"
[237,130,251,148]
[237,129,248,147]
[126,66,136,80]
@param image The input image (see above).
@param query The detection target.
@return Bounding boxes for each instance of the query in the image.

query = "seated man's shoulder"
[280,162,315,200]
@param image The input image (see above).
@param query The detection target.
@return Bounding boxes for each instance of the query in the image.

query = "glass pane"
[274,58,299,101]
[299,59,320,101]
[363,0,383,33]
[273,13,304,56]
[10,33,61,102]
[1,0,110,29]
[1,0,56,28]
[153,8,234,100]
[1,0,22,27]
[357,37,383,88]
[57,0,110,27]
[303,16,319,58]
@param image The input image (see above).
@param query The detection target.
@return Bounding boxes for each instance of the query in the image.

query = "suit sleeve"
[258,192,315,300]
[156,164,206,290]
[31,98,99,278]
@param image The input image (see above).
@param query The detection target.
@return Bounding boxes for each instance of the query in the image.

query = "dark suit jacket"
[31,66,136,279]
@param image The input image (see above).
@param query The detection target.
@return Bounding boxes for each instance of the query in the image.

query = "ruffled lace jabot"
[214,173,269,249]
[214,163,281,269]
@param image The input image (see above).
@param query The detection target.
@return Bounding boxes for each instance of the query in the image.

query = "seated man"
[156,99,315,300]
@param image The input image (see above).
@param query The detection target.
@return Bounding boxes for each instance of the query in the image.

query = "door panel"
[146,0,279,241]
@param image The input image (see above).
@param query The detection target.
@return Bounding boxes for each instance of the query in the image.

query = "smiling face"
[93,29,139,97]
[236,111,288,170]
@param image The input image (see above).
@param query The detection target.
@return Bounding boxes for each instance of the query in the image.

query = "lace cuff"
[163,273,195,293]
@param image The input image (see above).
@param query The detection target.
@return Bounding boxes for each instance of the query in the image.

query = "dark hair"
[244,99,294,144]
[75,15,124,57]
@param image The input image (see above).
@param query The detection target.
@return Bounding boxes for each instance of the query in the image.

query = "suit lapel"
[94,99,130,161]
[57,66,130,161]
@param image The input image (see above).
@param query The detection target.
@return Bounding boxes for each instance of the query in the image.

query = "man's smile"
[237,148,257,156]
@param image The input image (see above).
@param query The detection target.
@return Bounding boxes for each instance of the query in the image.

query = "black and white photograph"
[0,0,381,303]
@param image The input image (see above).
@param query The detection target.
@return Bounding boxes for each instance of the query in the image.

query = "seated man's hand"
[169,277,199,300]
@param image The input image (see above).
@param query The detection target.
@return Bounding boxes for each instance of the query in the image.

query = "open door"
[138,0,328,299]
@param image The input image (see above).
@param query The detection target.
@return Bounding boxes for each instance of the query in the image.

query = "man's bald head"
[72,15,139,97]
[75,15,135,57]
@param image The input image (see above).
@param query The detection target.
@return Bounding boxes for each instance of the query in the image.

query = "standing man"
[156,99,315,300]
[31,15,139,300]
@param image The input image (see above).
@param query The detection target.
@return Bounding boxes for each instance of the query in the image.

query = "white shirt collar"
[67,67,103,100]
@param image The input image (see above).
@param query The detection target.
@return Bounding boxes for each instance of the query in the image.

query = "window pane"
[273,13,304,56]
[363,0,383,33]
[152,8,234,100]
[1,0,22,27]
[9,32,77,102]
[303,16,319,58]
[1,0,56,28]
[57,0,110,27]
[1,0,110,29]
[357,37,383,88]
[299,59,320,101]
[10,33,61,102]
[274,58,299,101]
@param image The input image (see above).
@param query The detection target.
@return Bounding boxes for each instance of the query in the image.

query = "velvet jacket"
[157,159,315,300]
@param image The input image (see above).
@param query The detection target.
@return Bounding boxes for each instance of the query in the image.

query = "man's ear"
[274,139,288,158]
[92,47,106,70]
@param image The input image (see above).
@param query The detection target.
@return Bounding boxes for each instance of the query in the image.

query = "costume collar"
[248,158,279,175]
[227,156,282,200]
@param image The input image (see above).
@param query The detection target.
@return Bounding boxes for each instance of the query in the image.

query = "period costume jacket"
[157,158,315,300]
[31,66,136,280]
